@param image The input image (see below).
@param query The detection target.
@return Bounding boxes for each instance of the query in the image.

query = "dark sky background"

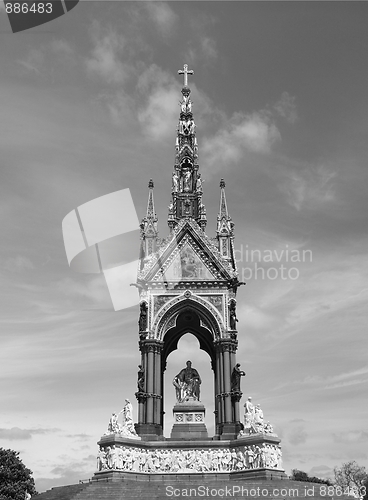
[0,1,367,491]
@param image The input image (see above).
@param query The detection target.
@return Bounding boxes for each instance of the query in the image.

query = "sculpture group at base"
[97,444,282,473]
[239,397,275,436]
[104,399,139,439]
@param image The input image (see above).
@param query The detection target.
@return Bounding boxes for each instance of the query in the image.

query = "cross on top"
[178,64,194,87]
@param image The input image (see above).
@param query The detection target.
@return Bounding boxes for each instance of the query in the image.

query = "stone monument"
[94,64,285,481]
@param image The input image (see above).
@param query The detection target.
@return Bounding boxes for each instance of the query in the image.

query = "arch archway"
[136,295,241,440]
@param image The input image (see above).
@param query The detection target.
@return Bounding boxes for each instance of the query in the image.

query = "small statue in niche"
[137,364,145,392]
[172,171,179,192]
[138,302,147,332]
[182,168,192,192]
[229,300,238,330]
[196,173,203,193]
[230,363,246,392]
[180,94,192,113]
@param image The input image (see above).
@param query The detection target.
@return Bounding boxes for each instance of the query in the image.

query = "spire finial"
[178,64,194,87]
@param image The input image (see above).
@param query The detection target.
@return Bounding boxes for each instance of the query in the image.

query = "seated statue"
[173,360,201,402]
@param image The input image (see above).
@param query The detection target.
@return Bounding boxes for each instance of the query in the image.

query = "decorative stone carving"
[173,360,201,402]
[229,300,238,330]
[137,365,145,392]
[196,173,203,193]
[172,172,179,192]
[242,397,277,436]
[154,292,223,342]
[138,302,147,332]
[104,400,140,440]
[96,444,282,473]
[120,399,139,438]
[207,295,223,313]
[105,412,122,435]
[230,363,246,392]
[154,295,173,315]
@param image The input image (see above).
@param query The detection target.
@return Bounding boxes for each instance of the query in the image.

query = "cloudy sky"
[1,0,368,492]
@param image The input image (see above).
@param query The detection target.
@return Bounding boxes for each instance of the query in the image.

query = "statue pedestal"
[169,399,208,440]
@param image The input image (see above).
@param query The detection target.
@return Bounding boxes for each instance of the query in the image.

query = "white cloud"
[237,304,275,331]
[56,276,113,309]
[137,64,179,140]
[288,421,308,445]
[17,49,44,74]
[3,255,34,272]
[50,39,74,57]
[86,28,130,84]
[0,427,60,440]
[280,165,336,210]
[278,366,368,391]
[274,92,298,124]
[143,2,177,37]
[201,110,281,176]
[332,431,368,443]
[201,37,217,60]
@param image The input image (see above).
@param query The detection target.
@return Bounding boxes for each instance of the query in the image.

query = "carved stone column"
[223,346,232,423]
[154,343,163,426]
[215,338,239,439]
[214,349,221,435]
[135,339,163,438]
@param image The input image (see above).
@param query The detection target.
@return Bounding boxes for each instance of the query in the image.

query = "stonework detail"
[104,400,140,440]
[240,397,277,436]
[96,444,283,473]
[207,295,223,313]
[153,295,174,315]
[153,293,224,341]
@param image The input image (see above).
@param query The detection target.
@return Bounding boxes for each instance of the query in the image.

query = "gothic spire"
[168,64,207,232]
[140,179,158,261]
[217,179,234,259]
[146,179,156,222]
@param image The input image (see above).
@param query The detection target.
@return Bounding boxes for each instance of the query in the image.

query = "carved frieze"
[96,443,283,473]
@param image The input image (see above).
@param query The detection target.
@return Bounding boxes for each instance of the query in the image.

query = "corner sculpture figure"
[105,411,123,435]
[121,399,138,437]
[241,397,276,436]
[231,363,246,392]
[104,400,140,439]
[229,301,238,330]
[137,364,145,392]
[138,302,147,331]
[173,360,201,402]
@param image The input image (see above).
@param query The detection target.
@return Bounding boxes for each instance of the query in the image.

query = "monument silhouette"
[38,65,339,500]
[94,65,284,480]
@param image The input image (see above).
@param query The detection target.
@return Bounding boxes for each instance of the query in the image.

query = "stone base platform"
[97,433,285,479]
[36,478,350,500]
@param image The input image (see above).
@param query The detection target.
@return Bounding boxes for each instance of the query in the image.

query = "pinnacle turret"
[140,179,158,262]
[168,64,207,232]
[217,179,234,260]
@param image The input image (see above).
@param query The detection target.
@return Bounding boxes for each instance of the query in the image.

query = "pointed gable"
[138,219,237,284]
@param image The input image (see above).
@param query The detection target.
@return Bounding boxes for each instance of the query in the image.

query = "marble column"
[154,346,162,424]
[223,347,232,423]
[146,348,154,424]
